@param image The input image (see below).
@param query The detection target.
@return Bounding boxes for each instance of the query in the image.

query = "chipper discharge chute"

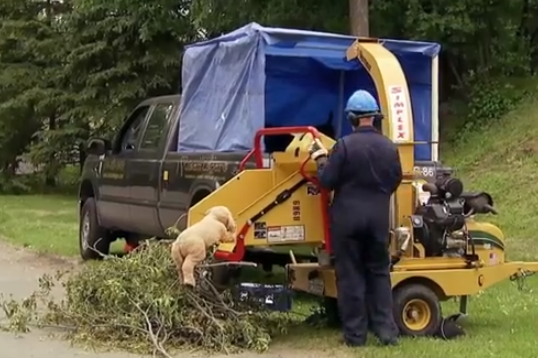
[186,35,538,337]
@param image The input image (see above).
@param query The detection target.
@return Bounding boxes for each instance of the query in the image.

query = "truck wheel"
[393,284,442,337]
[79,198,110,260]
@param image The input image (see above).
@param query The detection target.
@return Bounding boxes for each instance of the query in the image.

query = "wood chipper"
[185,36,538,336]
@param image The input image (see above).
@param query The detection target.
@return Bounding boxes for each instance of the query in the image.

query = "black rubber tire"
[79,198,111,261]
[393,284,442,337]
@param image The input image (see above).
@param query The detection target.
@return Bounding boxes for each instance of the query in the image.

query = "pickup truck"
[79,94,443,268]
[80,95,240,256]
[79,94,312,272]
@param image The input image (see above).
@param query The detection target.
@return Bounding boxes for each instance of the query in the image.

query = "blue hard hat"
[345,90,380,114]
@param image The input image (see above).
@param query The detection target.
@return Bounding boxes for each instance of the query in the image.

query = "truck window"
[140,103,174,150]
[119,106,150,152]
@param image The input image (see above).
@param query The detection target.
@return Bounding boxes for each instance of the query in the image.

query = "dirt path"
[0,241,343,358]
[0,241,145,358]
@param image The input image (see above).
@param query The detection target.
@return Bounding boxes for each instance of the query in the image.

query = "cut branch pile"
[0,242,295,355]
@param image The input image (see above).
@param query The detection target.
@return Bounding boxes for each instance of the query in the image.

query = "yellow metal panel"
[347,40,414,145]
[273,132,336,170]
[188,169,276,254]
[188,166,326,252]
[467,220,505,242]
[288,260,538,299]
[231,171,325,247]
[187,169,276,226]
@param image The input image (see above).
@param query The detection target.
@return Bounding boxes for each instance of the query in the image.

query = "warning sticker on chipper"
[267,225,305,243]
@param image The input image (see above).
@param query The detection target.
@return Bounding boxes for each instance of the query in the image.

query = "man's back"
[332,127,403,217]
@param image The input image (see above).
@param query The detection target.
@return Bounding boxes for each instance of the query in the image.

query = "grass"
[0,194,124,256]
[443,95,538,262]
[0,194,79,256]
[3,94,538,356]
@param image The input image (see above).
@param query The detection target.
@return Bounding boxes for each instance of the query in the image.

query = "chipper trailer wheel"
[393,284,442,337]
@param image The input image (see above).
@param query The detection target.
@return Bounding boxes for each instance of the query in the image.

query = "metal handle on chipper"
[253,126,321,168]
[238,126,321,171]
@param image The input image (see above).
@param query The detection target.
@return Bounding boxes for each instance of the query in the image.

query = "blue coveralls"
[315,126,403,345]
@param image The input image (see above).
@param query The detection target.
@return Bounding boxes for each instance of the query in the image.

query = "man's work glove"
[309,138,328,160]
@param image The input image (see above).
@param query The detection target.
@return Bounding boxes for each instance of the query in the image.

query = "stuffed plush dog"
[171,206,237,287]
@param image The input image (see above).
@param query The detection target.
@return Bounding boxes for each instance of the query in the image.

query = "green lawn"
[443,97,538,262]
[0,194,79,256]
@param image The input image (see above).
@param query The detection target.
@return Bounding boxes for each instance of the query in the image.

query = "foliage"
[60,0,197,130]
[370,0,538,138]
[0,0,197,188]
[0,242,295,354]
[464,77,528,130]
[0,165,79,195]
[191,0,348,37]
[0,173,41,194]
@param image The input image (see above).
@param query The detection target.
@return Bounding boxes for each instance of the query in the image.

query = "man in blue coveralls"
[308,89,403,347]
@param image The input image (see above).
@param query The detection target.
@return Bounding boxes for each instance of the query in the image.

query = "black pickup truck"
[79,94,443,265]
[79,94,314,270]
[79,94,248,260]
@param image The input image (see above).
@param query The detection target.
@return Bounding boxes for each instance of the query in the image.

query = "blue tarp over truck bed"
[177,22,441,161]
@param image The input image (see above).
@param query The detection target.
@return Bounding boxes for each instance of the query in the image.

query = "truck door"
[98,105,150,230]
[128,102,176,236]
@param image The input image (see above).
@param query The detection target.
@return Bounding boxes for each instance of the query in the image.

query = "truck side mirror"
[87,138,110,156]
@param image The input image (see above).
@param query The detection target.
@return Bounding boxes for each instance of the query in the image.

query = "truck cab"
[79,95,180,258]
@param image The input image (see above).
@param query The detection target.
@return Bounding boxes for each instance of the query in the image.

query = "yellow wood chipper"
[186,38,538,336]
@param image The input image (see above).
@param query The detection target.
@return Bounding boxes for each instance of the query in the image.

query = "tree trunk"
[349,0,369,36]
[44,0,58,187]
[45,115,57,187]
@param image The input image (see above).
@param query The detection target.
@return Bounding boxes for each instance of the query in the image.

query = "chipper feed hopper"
[187,38,538,336]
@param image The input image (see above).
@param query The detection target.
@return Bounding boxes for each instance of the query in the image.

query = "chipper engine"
[186,37,538,337]
[410,175,498,260]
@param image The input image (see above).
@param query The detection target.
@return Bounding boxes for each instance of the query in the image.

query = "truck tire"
[79,198,111,260]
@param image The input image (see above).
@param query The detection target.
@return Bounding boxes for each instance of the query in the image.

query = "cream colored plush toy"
[171,206,237,287]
